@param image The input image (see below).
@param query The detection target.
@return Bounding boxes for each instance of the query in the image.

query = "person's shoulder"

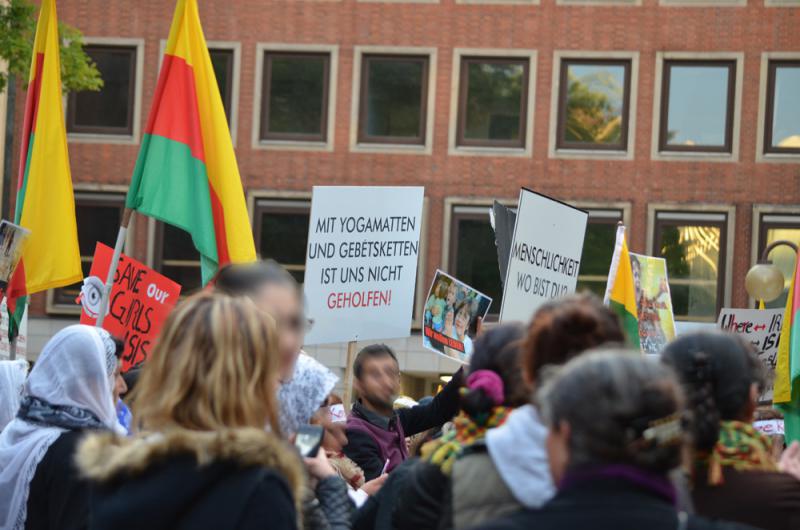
[471,509,541,530]
[687,514,762,530]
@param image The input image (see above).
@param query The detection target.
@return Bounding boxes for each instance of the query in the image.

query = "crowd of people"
[1,260,799,530]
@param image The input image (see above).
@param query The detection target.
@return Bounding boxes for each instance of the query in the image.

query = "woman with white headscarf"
[0,325,124,530]
[0,359,29,432]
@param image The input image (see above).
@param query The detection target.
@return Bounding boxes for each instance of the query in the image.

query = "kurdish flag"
[603,225,640,349]
[7,0,82,339]
[774,247,800,443]
[126,0,255,284]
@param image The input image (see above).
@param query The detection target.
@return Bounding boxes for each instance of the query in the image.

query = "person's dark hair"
[539,351,684,474]
[353,344,399,380]
[661,332,765,452]
[122,367,141,399]
[524,292,625,385]
[461,323,527,419]
[111,336,124,360]
[214,259,299,297]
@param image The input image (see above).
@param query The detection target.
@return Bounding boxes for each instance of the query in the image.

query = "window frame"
[751,206,800,306]
[651,53,743,162]
[763,60,800,156]
[575,208,626,294]
[658,59,736,154]
[260,51,331,144]
[62,36,145,145]
[46,190,128,315]
[252,197,313,281]
[455,56,530,149]
[649,208,733,322]
[555,58,632,152]
[253,44,338,152]
[66,43,139,137]
[357,54,430,146]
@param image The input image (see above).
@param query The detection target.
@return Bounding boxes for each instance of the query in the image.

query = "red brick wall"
[10,0,800,316]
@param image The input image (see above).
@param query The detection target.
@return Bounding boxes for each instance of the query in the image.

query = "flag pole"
[343,340,358,412]
[96,208,133,328]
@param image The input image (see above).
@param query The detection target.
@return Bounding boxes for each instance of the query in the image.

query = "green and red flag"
[604,225,641,350]
[126,0,256,284]
[7,0,82,340]
[774,247,800,443]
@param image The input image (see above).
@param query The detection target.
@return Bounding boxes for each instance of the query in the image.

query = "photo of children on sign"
[423,270,492,363]
[629,253,676,354]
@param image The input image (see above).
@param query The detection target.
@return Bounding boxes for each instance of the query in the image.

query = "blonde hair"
[132,291,281,434]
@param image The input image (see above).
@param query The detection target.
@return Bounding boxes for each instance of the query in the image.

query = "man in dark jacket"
[344,344,463,481]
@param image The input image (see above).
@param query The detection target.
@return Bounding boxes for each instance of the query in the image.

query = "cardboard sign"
[718,307,783,401]
[303,186,424,345]
[629,253,676,354]
[500,189,588,323]
[80,242,181,371]
[423,270,492,363]
[754,419,784,437]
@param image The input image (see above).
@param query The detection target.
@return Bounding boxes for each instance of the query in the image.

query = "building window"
[764,61,800,155]
[253,199,311,283]
[154,223,202,295]
[556,59,631,151]
[358,55,429,145]
[67,45,137,136]
[209,48,234,124]
[659,60,736,153]
[448,206,503,316]
[757,213,800,309]
[260,52,330,142]
[653,211,728,321]
[576,209,624,297]
[456,57,528,148]
[51,194,124,310]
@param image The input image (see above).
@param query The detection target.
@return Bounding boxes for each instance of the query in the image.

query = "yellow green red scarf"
[703,420,777,485]
[421,407,511,475]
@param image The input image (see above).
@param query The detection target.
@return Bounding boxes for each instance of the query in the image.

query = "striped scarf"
[703,420,777,485]
[422,407,511,475]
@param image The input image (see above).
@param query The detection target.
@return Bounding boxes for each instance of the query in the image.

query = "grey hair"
[538,350,685,474]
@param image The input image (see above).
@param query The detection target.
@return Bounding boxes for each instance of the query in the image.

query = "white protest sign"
[303,186,424,345]
[718,307,783,402]
[500,189,588,323]
[0,297,27,360]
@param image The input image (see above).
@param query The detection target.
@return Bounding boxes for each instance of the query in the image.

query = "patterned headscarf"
[702,420,777,485]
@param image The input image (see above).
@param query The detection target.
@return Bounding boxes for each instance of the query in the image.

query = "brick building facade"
[6,0,800,393]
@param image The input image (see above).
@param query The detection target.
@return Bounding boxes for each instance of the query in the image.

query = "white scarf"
[0,360,28,433]
[0,325,123,530]
[278,352,339,436]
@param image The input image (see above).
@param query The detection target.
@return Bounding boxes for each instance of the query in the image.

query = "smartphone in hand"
[294,424,324,457]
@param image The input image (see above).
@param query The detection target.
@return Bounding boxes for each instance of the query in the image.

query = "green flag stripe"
[609,299,640,350]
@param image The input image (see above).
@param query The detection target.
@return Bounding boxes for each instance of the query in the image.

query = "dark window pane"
[364,57,425,140]
[69,46,135,133]
[264,54,327,139]
[53,199,123,307]
[658,224,721,321]
[563,63,626,146]
[463,60,525,143]
[454,217,503,314]
[771,65,800,149]
[576,221,617,298]
[763,227,800,309]
[209,49,233,124]
[665,64,730,148]
[160,224,202,294]
[259,211,310,284]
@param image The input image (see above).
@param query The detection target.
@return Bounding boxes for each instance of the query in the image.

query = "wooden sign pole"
[96,209,133,327]
[342,340,358,412]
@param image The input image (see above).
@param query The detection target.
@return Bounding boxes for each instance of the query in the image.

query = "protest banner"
[0,298,27,360]
[0,221,30,287]
[423,270,492,363]
[754,419,785,437]
[499,189,588,323]
[80,242,181,371]
[303,186,424,345]
[629,253,676,354]
[490,201,516,287]
[718,307,783,401]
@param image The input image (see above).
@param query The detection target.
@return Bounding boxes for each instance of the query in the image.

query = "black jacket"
[26,431,91,530]
[303,475,355,530]
[77,428,304,530]
[473,477,760,530]
[344,368,464,481]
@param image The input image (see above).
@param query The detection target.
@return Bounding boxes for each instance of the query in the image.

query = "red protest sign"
[79,242,181,371]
